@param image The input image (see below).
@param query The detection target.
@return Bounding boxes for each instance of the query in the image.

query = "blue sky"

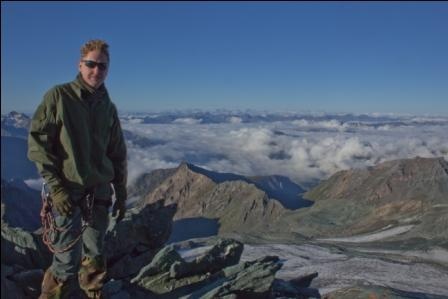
[2,2,448,115]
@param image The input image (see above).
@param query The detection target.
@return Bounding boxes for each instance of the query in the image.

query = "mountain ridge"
[137,162,286,236]
[305,156,448,203]
[131,156,448,244]
[287,156,448,241]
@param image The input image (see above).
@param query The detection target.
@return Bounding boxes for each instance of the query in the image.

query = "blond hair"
[80,40,110,61]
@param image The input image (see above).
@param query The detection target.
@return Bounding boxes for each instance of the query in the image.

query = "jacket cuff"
[114,184,127,203]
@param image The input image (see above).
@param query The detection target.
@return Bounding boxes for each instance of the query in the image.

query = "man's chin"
[87,80,103,89]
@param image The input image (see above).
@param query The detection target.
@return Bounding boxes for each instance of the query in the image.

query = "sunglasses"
[82,60,108,71]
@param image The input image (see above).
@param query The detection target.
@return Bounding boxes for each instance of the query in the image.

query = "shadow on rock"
[105,200,177,280]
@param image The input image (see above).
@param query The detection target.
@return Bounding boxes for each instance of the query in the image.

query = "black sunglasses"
[82,60,108,71]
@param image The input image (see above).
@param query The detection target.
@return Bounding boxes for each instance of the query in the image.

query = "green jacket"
[28,75,127,197]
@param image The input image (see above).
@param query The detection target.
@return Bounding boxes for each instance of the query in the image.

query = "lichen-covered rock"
[183,256,282,299]
[132,239,244,297]
[130,242,292,299]
[131,245,183,282]
[170,238,243,279]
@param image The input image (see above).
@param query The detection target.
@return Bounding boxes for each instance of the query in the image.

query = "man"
[28,39,127,299]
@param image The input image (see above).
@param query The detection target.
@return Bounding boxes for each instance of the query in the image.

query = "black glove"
[51,188,73,216]
[112,185,127,223]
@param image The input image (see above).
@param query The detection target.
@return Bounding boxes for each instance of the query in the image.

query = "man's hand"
[51,188,73,216]
[112,185,127,223]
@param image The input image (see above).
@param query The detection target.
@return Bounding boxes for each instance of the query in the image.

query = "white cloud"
[122,114,448,187]
[292,119,349,131]
[128,118,144,124]
[173,118,202,125]
[229,116,242,124]
[126,146,179,185]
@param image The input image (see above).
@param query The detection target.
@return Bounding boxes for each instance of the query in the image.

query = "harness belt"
[40,184,99,253]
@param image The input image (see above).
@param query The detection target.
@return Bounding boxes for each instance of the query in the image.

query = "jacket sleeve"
[27,89,64,193]
[108,105,128,197]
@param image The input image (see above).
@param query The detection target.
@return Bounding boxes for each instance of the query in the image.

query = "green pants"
[49,183,112,283]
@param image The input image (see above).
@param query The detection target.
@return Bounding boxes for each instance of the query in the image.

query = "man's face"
[79,50,109,89]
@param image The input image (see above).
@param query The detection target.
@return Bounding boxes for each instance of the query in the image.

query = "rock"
[169,239,244,279]
[184,256,282,298]
[131,244,287,299]
[273,279,321,299]
[289,272,319,288]
[1,179,41,231]
[131,245,183,282]
[1,264,27,299]
[103,279,132,299]
[1,225,51,270]
[105,201,176,279]
[131,239,244,297]
[9,268,43,298]
[0,186,321,298]
[272,272,320,298]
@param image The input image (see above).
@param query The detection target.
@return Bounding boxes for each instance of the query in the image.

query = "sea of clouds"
[120,112,448,188]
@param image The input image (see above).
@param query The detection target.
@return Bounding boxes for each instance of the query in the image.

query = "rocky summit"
[1,201,320,298]
[2,156,447,298]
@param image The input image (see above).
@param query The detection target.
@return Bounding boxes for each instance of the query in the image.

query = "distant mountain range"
[128,157,448,246]
[121,110,448,126]
[1,111,31,138]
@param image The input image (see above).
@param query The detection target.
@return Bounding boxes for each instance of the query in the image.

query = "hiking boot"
[39,269,85,299]
[83,290,103,299]
[79,256,107,299]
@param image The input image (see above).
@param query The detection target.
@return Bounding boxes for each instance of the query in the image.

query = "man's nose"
[92,66,101,74]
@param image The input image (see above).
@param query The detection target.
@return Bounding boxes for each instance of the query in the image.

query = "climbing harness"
[40,183,95,253]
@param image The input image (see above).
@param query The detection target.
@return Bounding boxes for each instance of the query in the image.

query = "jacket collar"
[72,74,107,102]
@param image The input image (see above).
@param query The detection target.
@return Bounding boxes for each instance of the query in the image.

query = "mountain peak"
[305,156,448,203]
[5,111,30,121]
[178,160,190,169]
[138,162,285,238]
[1,111,31,132]
[177,162,249,184]
[174,162,213,182]
[9,111,24,117]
